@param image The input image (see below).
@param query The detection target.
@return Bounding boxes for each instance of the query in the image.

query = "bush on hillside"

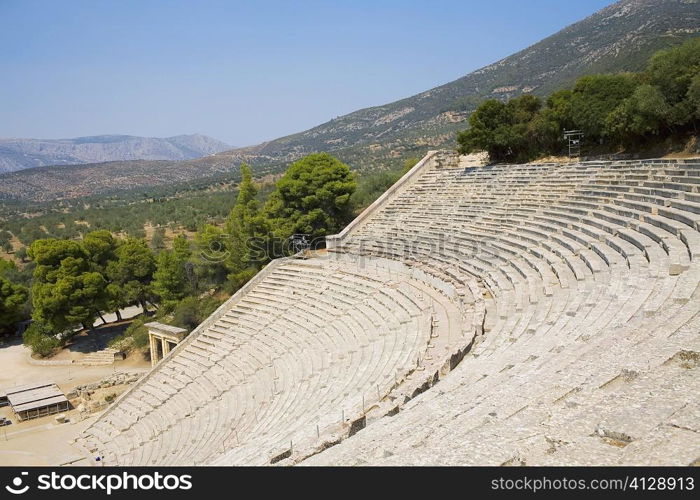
[172,296,224,330]
[23,321,62,357]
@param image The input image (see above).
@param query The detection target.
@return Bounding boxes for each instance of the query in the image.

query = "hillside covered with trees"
[457,38,700,163]
[0,153,360,356]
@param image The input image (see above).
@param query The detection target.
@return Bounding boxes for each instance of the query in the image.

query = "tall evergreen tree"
[152,248,190,307]
[194,224,229,288]
[82,230,119,322]
[0,274,28,335]
[224,164,267,287]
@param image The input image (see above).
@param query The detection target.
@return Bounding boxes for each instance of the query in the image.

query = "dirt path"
[0,413,97,465]
[0,340,149,392]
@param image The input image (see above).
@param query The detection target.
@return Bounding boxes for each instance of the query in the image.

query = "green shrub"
[109,318,150,351]
[126,319,150,349]
[23,322,62,357]
[351,170,402,211]
[172,295,223,330]
[226,268,257,295]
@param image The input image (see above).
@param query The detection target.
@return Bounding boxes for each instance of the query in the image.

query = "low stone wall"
[25,354,73,366]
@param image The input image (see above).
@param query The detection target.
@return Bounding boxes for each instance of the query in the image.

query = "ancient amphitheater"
[76,151,700,466]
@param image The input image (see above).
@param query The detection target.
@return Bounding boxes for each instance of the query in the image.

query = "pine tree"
[224,164,265,286]
[152,248,190,307]
[106,238,156,314]
[0,275,28,335]
[28,239,107,332]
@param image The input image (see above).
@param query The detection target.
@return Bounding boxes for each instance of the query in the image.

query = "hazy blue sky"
[0,0,613,146]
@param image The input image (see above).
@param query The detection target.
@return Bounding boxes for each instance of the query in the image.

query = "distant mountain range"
[0,134,231,173]
[1,0,698,202]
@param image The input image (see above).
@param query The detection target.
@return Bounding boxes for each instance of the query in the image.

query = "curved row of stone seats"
[76,254,476,465]
[305,293,700,465]
[311,153,700,465]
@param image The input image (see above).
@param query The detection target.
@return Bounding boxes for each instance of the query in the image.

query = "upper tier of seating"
[305,152,700,465]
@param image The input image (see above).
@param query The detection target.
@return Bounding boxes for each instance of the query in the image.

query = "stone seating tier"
[77,254,476,465]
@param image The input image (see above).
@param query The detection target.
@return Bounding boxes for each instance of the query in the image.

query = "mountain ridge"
[233,0,699,169]
[0,133,231,173]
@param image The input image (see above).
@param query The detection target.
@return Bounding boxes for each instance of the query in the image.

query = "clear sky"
[0,0,614,146]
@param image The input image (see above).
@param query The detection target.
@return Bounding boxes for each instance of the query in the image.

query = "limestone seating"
[310,155,699,465]
[77,254,471,465]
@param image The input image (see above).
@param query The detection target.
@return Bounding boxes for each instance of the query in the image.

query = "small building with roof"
[3,381,69,421]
